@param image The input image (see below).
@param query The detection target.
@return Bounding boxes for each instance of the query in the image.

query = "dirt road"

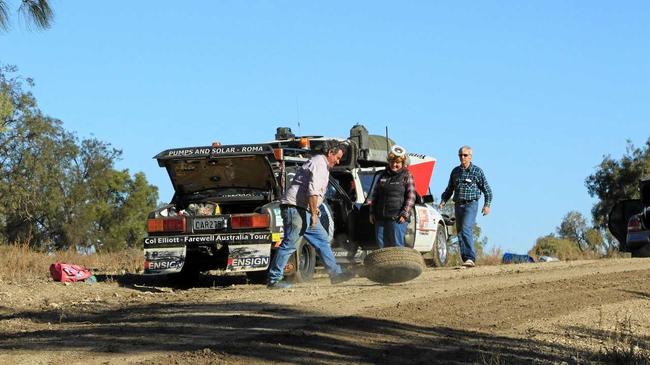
[1,258,649,364]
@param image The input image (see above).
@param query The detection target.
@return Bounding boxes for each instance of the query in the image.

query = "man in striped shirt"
[439,145,492,268]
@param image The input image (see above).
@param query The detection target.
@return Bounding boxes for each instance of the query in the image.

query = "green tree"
[529,234,581,260]
[0,0,53,31]
[0,65,158,250]
[585,139,650,227]
[556,210,612,253]
[557,211,588,246]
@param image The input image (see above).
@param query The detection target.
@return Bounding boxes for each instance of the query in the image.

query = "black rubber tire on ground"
[631,243,650,258]
[363,247,425,284]
[287,237,316,283]
[429,223,450,267]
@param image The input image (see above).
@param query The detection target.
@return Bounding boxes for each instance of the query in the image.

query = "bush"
[477,246,503,266]
[529,234,582,260]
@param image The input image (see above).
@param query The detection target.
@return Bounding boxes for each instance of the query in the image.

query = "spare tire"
[363,247,425,284]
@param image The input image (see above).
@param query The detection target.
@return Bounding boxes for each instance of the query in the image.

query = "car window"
[358,171,381,198]
[325,183,340,199]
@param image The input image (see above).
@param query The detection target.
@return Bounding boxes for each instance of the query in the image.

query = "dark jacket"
[371,169,414,220]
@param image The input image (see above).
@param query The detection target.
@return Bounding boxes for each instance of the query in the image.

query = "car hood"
[162,155,276,195]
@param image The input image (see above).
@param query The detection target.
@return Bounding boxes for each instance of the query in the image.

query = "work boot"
[330,271,354,284]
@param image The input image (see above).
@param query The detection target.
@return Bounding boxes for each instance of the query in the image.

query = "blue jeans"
[455,200,478,262]
[267,206,342,283]
[375,218,408,248]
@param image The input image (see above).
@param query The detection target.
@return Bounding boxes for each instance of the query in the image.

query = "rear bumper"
[626,230,650,250]
[144,231,273,248]
[143,231,273,275]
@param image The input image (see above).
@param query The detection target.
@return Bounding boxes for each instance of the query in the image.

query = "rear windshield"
[358,170,381,199]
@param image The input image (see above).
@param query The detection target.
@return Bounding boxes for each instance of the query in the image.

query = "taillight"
[628,216,642,232]
[147,217,186,233]
[299,137,310,149]
[273,148,284,161]
[231,213,270,229]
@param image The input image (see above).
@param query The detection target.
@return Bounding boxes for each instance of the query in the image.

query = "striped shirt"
[441,163,492,207]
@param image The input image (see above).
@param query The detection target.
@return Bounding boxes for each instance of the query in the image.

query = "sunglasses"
[459,154,471,157]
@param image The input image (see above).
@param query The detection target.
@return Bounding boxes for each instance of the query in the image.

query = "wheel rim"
[299,243,312,274]
[437,228,448,263]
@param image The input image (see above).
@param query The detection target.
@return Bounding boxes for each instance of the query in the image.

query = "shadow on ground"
[0,300,638,364]
[94,272,250,291]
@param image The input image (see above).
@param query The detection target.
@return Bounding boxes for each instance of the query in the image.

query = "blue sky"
[1,1,648,254]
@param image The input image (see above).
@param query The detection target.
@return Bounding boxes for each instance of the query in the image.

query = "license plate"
[193,217,226,231]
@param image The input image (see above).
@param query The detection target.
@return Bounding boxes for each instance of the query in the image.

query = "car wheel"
[363,247,425,284]
[430,223,450,267]
[288,238,316,283]
[631,243,650,258]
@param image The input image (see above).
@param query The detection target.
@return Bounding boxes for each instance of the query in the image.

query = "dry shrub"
[446,245,504,266]
[477,246,503,266]
[0,244,50,283]
[0,243,143,283]
[529,235,583,260]
[599,315,650,365]
[52,248,143,274]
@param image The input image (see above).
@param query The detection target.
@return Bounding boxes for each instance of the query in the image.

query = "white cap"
[388,145,407,159]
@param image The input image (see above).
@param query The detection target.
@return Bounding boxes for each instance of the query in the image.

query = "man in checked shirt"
[439,145,492,268]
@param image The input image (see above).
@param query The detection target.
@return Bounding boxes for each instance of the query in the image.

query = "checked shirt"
[441,163,492,206]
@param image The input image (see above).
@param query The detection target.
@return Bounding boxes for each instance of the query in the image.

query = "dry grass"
[598,315,650,365]
[446,245,504,266]
[0,244,143,283]
[477,246,504,266]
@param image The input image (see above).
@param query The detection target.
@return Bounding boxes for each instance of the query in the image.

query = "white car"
[143,124,453,285]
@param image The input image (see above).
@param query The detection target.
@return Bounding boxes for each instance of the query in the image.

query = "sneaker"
[330,271,354,284]
[462,259,476,268]
[267,281,292,289]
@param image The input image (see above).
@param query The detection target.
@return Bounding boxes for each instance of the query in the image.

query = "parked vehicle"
[608,177,650,257]
[143,125,454,284]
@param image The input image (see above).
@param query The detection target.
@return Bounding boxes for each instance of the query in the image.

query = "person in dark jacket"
[369,145,416,248]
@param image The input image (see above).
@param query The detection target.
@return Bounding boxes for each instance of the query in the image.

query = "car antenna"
[385,126,390,156]
[296,97,301,135]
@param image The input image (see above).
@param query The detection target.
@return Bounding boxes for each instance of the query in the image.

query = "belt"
[457,199,477,204]
[280,204,304,210]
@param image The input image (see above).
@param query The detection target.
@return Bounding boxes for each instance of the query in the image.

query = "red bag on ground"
[49,262,93,282]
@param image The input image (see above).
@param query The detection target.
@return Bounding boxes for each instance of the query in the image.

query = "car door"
[351,167,384,247]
